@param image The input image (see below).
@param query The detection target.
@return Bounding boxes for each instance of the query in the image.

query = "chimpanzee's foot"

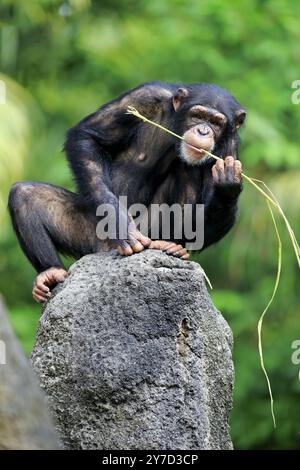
[32,267,69,304]
[149,240,190,260]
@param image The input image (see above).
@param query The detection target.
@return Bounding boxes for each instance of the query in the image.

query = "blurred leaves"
[0,0,299,449]
[0,74,36,229]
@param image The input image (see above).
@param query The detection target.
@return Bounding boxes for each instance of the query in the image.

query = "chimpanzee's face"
[180,104,227,163]
[172,85,246,165]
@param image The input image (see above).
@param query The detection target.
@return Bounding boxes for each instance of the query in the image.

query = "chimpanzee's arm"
[66,133,108,208]
[201,156,243,249]
[65,108,129,213]
[64,106,139,252]
[64,83,172,212]
[64,83,172,251]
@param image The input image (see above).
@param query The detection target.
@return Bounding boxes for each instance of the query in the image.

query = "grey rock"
[0,297,60,450]
[31,250,234,450]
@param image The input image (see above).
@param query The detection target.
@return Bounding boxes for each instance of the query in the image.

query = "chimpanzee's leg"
[8,182,103,302]
[8,182,101,271]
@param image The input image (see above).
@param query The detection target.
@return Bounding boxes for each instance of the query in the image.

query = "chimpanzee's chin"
[187,155,213,166]
[180,149,208,166]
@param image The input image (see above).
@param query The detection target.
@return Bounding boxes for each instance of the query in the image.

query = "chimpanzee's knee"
[8,182,36,214]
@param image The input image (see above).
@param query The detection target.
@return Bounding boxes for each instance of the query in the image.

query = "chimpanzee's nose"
[197,124,211,136]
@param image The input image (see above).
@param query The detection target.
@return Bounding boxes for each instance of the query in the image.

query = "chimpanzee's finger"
[117,243,133,256]
[212,164,219,183]
[234,160,242,182]
[172,248,188,258]
[35,279,50,293]
[32,291,46,304]
[129,239,144,252]
[166,244,183,255]
[34,286,51,298]
[161,243,177,252]
[225,156,235,181]
[215,159,225,183]
[136,233,151,247]
[56,274,68,283]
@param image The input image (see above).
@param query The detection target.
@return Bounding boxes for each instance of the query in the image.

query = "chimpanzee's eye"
[189,106,227,128]
[190,117,203,126]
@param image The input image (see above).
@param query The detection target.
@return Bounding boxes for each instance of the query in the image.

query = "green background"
[0,0,299,449]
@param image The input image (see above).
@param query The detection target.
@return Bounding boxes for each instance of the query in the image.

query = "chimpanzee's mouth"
[179,141,213,166]
[182,140,210,159]
[182,129,214,160]
[185,142,207,157]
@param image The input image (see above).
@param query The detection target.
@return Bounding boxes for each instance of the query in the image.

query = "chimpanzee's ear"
[172,87,189,112]
[235,109,247,129]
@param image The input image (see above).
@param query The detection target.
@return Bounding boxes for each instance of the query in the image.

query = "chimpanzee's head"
[172,84,246,165]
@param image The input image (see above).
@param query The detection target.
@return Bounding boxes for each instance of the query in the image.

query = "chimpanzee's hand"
[117,219,151,256]
[212,156,243,198]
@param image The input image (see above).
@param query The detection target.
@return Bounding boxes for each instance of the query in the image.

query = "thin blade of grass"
[257,199,282,429]
[200,267,213,290]
[250,177,300,269]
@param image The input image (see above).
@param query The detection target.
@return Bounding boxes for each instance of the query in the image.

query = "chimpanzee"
[8,82,246,303]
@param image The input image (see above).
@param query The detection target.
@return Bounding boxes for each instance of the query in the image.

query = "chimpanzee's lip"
[183,141,207,157]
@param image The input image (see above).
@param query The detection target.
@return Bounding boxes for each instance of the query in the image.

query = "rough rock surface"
[0,297,59,449]
[31,250,234,450]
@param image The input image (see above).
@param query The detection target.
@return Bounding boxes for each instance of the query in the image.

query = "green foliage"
[0,0,299,449]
